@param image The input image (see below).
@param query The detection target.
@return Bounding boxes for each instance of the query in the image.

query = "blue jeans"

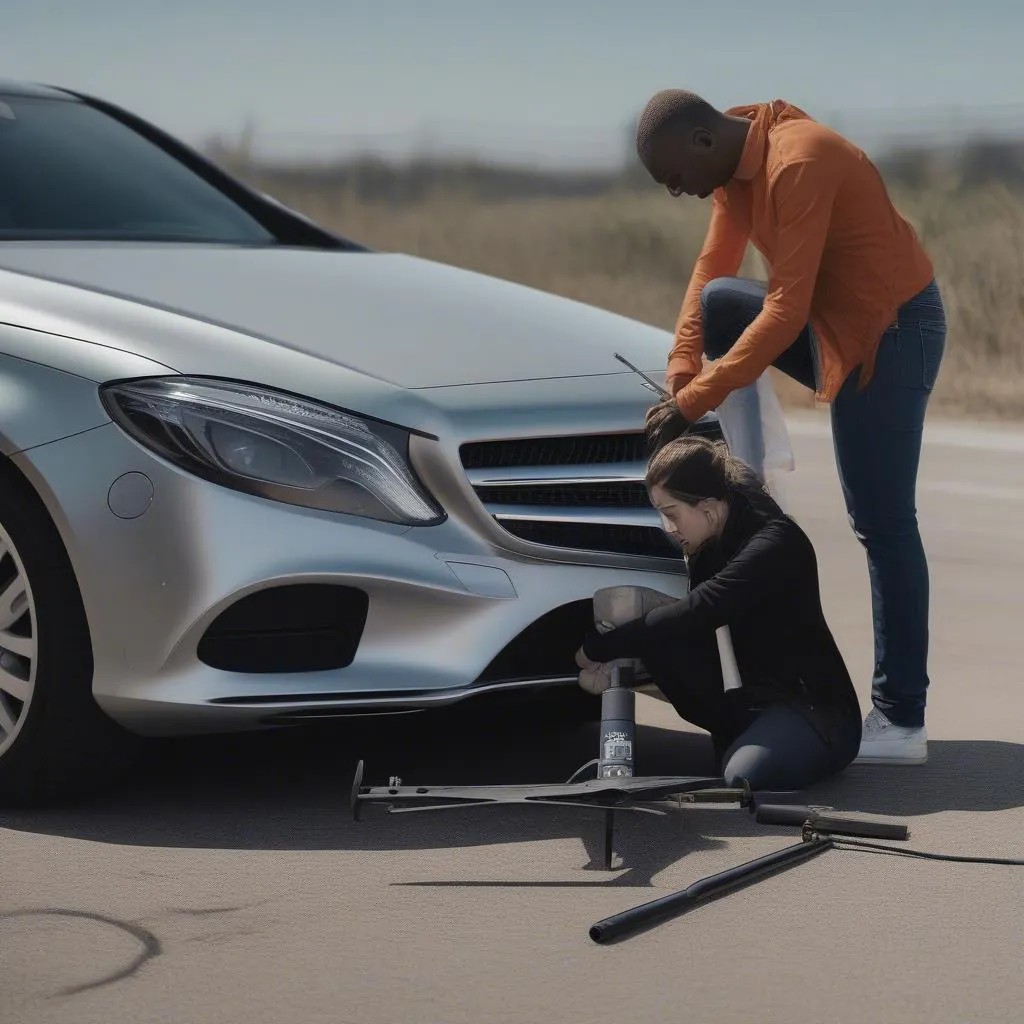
[700,277,946,728]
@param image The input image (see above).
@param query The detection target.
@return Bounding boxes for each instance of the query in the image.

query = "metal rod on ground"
[589,836,835,944]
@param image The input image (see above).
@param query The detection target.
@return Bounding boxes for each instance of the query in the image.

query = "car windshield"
[0,94,278,244]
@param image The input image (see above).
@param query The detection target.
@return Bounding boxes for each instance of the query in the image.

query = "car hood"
[0,243,674,389]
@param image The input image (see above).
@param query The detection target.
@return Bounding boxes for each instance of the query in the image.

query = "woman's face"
[649,483,718,556]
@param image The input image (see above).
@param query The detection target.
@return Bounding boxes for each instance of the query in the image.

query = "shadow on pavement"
[0,702,747,886]
[805,738,1024,818]
[2,700,1021,881]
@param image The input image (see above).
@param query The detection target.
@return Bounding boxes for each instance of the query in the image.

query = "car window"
[0,95,277,243]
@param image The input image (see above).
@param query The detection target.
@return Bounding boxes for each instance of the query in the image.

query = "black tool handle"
[589,837,832,944]
[755,804,910,841]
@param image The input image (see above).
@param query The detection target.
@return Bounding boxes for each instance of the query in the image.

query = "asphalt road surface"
[3,411,1023,1024]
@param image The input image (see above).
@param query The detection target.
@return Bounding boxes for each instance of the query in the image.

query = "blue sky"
[5,0,1024,167]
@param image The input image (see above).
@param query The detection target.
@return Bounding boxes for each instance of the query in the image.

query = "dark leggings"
[640,632,859,791]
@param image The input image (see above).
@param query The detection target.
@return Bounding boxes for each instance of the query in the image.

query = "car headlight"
[99,377,446,526]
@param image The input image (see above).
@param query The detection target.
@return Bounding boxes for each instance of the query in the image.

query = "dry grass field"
[241,164,1024,419]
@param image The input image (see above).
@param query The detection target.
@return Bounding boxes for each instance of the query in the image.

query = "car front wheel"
[0,466,139,806]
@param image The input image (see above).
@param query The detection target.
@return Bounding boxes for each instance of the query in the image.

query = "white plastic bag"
[714,370,795,511]
[711,369,796,689]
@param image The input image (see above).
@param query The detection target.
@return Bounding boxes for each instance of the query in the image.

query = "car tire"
[539,684,603,725]
[481,682,601,732]
[0,465,140,806]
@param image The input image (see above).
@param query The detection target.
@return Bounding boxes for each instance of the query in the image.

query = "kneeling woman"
[577,435,862,791]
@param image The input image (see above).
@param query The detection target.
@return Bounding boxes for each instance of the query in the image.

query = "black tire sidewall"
[0,467,137,805]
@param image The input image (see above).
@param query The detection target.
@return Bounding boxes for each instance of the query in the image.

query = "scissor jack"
[351,756,759,871]
[351,756,911,944]
[351,662,766,870]
[351,667,916,941]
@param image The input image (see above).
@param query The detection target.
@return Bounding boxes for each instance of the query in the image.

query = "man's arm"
[674,160,838,422]
[667,196,750,394]
[581,517,807,661]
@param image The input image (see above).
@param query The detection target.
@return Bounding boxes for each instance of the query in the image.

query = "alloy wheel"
[0,524,36,755]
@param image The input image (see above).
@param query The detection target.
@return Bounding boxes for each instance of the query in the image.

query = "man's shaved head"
[635,89,748,200]
[635,90,719,164]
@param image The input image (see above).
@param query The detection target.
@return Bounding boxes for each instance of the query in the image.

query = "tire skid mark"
[1,908,161,996]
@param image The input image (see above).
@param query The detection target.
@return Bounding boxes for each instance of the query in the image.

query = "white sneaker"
[854,707,928,765]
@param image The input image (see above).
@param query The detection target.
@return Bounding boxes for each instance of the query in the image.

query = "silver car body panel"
[1,242,692,735]
[0,245,671,389]
[0,324,171,454]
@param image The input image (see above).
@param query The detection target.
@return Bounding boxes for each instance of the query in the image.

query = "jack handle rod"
[590,835,832,944]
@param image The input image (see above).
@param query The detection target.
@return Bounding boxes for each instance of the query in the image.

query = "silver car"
[0,81,721,804]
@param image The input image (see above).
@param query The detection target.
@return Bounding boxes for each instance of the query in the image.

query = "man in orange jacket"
[635,89,946,765]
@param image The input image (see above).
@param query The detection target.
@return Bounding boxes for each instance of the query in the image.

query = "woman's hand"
[576,654,616,696]
[644,395,694,452]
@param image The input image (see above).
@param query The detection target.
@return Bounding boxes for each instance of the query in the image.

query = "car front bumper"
[14,421,687,736]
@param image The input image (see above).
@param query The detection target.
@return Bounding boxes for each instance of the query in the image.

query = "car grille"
[460,422,720,560]
[498,520,680,558]
[461,432,648,469]
[473,482,652,508]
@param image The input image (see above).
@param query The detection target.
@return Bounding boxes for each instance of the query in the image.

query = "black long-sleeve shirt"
[582,487,861,743]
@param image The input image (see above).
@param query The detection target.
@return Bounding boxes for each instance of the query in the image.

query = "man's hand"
[667,372,696,395]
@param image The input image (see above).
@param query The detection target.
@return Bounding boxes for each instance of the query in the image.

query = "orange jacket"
[670,101,935,422]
